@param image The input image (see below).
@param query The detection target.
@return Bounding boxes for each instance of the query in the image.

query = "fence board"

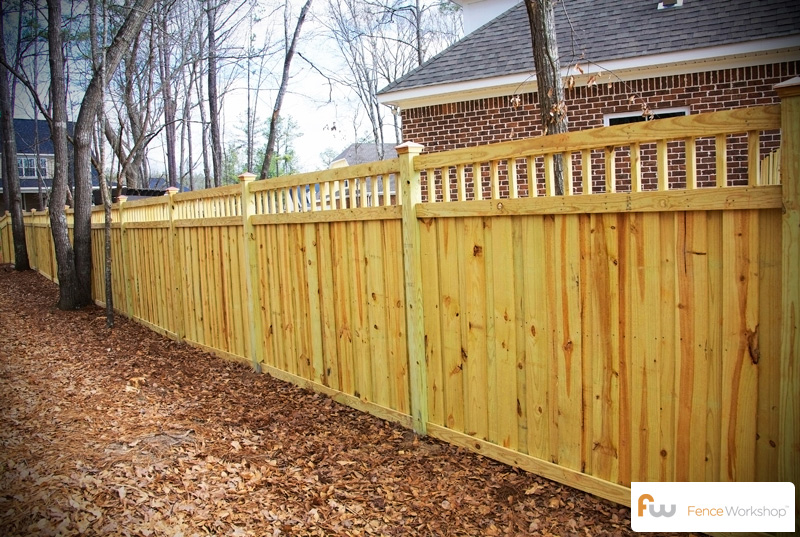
[756,209,782,482]
[438,217,464,432]
[420,218,444,425]
[463,217,489,441]
[491,217,518,450]
[329,221,355,393]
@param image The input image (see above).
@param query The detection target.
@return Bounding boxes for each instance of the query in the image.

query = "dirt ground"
[0,268,689,536]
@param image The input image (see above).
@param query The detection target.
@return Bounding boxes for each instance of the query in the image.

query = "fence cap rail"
[119,195,170,209]
[174,183,241,202]
[250,158,401,193]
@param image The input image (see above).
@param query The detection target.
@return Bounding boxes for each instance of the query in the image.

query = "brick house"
[378,0,800,193]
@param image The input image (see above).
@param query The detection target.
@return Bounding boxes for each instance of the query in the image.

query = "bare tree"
[258,0,313,180]
[0,2,30,270]
[46,0,79,308]
[320,0,461,154]
[524,0,567,195]
[206,1,224,186]
[71,0,156,308]
[157,3,178,188]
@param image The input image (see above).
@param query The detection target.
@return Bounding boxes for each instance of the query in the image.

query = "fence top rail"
[173,183,241,202]
[414,104,781,171]
[120,195,171,209]
[249,158,401,193]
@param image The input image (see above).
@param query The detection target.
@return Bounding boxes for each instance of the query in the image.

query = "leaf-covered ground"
[0,268,694,536]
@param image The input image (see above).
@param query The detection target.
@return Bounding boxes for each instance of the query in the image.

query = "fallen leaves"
[0,269,701,537]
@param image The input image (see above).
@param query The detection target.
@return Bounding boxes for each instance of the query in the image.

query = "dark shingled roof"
[380,0,800,94]
[11,118,74,155]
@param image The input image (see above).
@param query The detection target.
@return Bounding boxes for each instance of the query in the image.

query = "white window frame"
[603,107,690,127]
[16,156,48,178]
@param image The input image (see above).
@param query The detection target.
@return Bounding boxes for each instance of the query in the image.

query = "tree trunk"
[524,0,567,195]
[259,0,313,180]
[46,0,80,308]
[0,7,30,271]
[159,8,178,188]
[72,0,156,308]
[91,0,114,327]
[206,3,222,187]
[184,64,195,190]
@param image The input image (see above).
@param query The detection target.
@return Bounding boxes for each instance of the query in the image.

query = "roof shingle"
[380,0,800,94]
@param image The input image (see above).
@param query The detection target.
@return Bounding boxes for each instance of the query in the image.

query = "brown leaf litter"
[0,268,701,536]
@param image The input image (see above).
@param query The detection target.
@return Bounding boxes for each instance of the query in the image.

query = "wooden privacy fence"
[3,79,798,517]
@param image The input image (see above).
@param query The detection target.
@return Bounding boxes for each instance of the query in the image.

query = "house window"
[16,157,47,178]
[604,107,689,127]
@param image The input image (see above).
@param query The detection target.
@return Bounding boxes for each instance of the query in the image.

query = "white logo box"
[630,482,795,533]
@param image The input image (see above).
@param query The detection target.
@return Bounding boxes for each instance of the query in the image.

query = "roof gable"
[380,0,800,96]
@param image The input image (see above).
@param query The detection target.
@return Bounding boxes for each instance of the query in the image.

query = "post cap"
[165,187,179,196]
[395,142,424,156]
[775,76,800,98]
[117,195,128,203]
[239,172,257,182]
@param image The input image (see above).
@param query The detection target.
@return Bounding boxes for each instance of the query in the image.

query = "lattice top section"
[414,105,781,202]
[248,159,401,214]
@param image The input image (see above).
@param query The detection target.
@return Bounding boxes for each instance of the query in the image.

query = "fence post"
[775,76,800,534]
[397,142,427,435]
[29,208,38,271]
[117,196,134,319]
[240,172,263,373]
[166,187,185,340]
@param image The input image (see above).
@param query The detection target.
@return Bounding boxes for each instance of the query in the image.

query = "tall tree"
[206,1,223,186]
[321,0,460,153]
[524,0,567,195]
[71,0,155,308]
[157,3,178,188]
[258,0,313,180]
[90,0,114,326]
[0,3,30,270]
[46,0,80,308]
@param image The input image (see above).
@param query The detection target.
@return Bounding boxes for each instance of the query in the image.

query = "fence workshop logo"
[637,494,676,518]
[630,482,795,532]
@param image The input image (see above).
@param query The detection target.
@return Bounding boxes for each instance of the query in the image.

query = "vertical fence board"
[351,222,372,402]
[555,215,583,471]
[720,210,759,482]
[658,212,677,482]
[490,216,518,450]
[588,213,621,483]
[384,220,409,413]
[420,218,444,426]
[438,217,464,432]
[705,211,724,482]
[366,220,390,407]
[464,217,489,441]
[756,209,782,482]
[522,215,550,462]
[330,221,355,394]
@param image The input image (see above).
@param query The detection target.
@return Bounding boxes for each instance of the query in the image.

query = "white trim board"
[378,36,800,109]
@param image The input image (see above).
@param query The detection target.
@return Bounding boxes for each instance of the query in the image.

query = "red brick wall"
[402,62,797,195]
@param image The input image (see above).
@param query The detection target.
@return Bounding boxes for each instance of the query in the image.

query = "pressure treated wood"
[16,100,795,514]
[421,206,783,488]
[775,78,800,535]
